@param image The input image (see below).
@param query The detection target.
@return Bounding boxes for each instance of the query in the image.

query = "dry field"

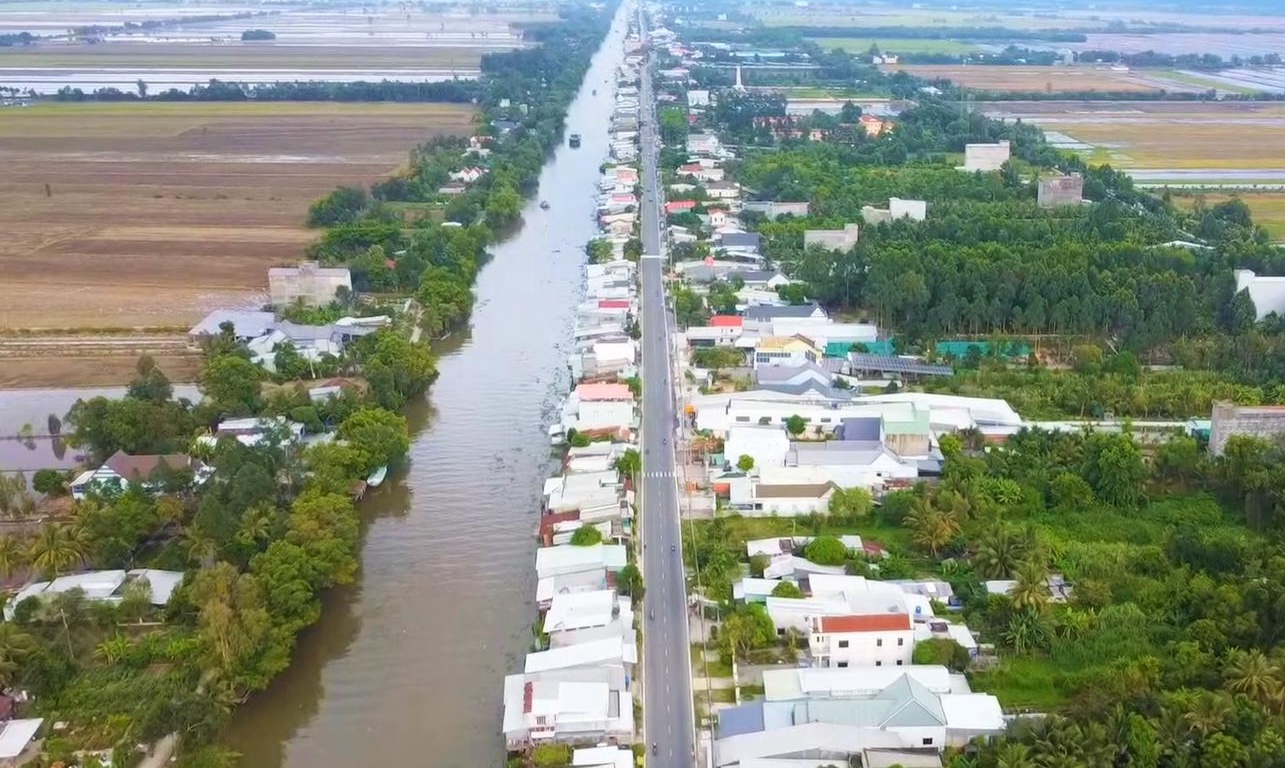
[0,101,475,330]
[1173,192,1285,239]
[980,100,1285,170]
[888,64,1164,93]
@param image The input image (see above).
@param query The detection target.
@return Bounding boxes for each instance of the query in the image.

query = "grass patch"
[969,656,1072,711]
[708,512,914,555]
[808,37,979,55]
[1149,69,1260,95]
[693,643,733,678]
[738,683,766,700]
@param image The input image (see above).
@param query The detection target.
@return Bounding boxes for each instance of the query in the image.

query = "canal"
[224,8,630,767]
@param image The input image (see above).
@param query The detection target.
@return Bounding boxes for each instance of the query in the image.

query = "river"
[224,8,629,767]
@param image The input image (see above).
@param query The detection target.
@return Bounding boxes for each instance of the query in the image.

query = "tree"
[770,581,803,598]
[307,185,368,227]
[905,501,959,557]
[200,355,264,415]
[0,623,37,687]
[1224,649,1281,709]
[1009,559,1051,611]
[912,637,970,671]
[337,407,409,474]
[617,562,644,599]
[0,535,24,580]
[736,454,755,473]
[32,469,66,496]
[127,354,173,403]
[803,535,849,566]
[28,523,84,578]
[570,525,603,546]
[785,414,806,436]
[94,634,131,665]
[973,525,1029,578]
[614,448,641,478]
[1081,433,1147,507]
[720,604,776,659]
[828,486,872,520]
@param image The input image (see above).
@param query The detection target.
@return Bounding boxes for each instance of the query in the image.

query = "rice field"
[1172,193,1285,239]
[807,37,979,55]
[889,64,1163,93]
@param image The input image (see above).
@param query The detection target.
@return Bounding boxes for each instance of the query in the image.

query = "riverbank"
[222,6,635,765]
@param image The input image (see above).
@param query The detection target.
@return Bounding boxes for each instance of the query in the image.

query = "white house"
[767,320,879,347]
[729,467,838,516]
[862,198,928,225]
[449,166,487,184]
[787,441,920,490]
[706,181,741,200]
[0,719,43,764]
[268,261,352,308]
[5,569,184,620]
[725,425,791,471]
[535,544,628,580]
[687,89,711,107]
[810,613,915,668]
[1234,269,1285,320]
[562,382,636,433]
[686,132,721,156]
[501,667,633,748]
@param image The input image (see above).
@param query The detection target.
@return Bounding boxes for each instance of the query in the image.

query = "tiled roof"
[820,614,912,633]
[710,315,743,328]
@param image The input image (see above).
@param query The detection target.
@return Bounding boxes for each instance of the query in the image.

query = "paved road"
[636,6,696,767]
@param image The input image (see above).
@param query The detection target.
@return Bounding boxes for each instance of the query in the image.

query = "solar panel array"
[848,353,954,377]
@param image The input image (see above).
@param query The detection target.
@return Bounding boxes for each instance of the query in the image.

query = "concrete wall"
[803,223,860,251]
[962,140,1011,172]
[1210,401,1285,456]
[1037,175,1085,208]
[269,262,352,308]
[1234,269,1285,320]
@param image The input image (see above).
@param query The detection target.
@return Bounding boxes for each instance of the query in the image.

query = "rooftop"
[710,315,744,328]
[576,383,634,402]
[819,614,912,633]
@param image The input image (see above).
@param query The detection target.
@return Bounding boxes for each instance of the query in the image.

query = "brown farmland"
[0,101,475,330]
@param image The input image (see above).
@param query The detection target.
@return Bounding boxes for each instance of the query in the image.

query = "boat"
[366,465,388,488]
[569,133,582,148]
[540,200,551,210]
[592,88,597,95]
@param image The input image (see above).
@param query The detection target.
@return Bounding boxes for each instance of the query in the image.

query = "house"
[70,450,202,500]
[962,140,1011,172]
[1037,174,1084,207]
[501,666,634,748]
[810,613,916,668]
[1232,269,1285,320]
[714,671,1005,766]
[755,362,847,400]
[787,441,920,489]
[687,132,721,156]
[768,321,878,348]
[753,335,821,369]
[687,89,711,107]
[572,746,634,768]
[1211,400,1285,456]
[5,569,184,620]
[859,113,893,136]
[438,181,468,195]
[742,201,810,220]
[665,200,697,215]
[536,568,609,611]
[725,425,791,471]
[705,180,741,200]
[728,269,789,290]
[743,303,828,332]
[914,619,978,657]
[562,383,636,433]
[0,719,43,765]
[862,198,928,225]
[245,319,381,373]
[449,166,487,184]
[535,544,628,580]
[686,315,743,347]
[269,261,352,308]
[728,468,838,516]
[669,182,698,194]
[803,223,860,252]
[706,207,729,227]
[198,416,306,449]
[188,309,275,343]
[715,232,763,258]
[677,163,725,183]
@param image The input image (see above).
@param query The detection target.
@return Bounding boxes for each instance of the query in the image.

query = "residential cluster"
[502,31,650,757]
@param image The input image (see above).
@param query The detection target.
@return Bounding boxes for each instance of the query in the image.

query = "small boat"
[540,200,551,210]
[366,465,388,488]
[592,88,597,95]
[569,133,582,148]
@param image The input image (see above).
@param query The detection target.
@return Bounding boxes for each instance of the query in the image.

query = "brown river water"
[222,10,630,767]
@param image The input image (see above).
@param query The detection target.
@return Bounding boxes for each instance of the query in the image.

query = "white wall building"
[1234,269,1285,320]
[803,223,860,252]
[810,613,915,668]
[268,261,352,308]
[725,425,791,471]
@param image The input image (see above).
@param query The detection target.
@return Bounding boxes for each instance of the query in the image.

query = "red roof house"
[665,200,697,215]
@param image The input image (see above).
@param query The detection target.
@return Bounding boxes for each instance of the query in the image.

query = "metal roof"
[848,353,953,377]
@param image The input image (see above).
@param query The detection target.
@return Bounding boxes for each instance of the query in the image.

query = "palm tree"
[1004,609,1049,654]
[0,534,26,581]
[994,742,1035,768]
[1184,691,1233,738]
[1010,559,1051,611]
[973,525,1026,578]
[905,499,959,557]
[0,623,37,687]
[27,523,84,579]
[183,530,219,568]
[1225,649,1282,708]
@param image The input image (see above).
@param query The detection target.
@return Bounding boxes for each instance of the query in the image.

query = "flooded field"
[891,64,1168,93]
[0,101,475,330]
[0,66,470,94]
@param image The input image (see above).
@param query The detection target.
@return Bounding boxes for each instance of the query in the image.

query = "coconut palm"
[0,623,37,687]
[183,530,219,568]
[994,742,1036,768]
[1184,691,1233,738]
[1004,609,1050,654]
[973,524,1027,578]
[1010,559,1051,612]
[1225,649,1282,708]
[27,522,84,579]
[0,534,26,581]
[905,498,960,557]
